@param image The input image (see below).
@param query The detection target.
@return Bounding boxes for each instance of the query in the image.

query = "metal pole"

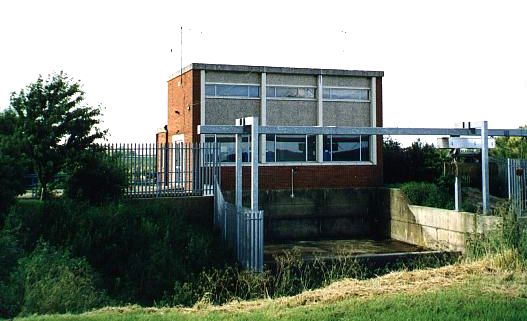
[481,121,489,215]
[235,133,243,211]
[235,132,243,261]
[250,117,259,212]
[454,160,461,211]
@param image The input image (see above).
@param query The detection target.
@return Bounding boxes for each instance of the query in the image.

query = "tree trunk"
[40,182,47,201]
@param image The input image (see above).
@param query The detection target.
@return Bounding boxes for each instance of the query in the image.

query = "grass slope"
[15,256,527,321]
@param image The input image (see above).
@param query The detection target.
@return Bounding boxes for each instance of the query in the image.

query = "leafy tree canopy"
[491,126,527,159]
[383,137,450,184]
[0,110,29,220]
[9,72,107,199]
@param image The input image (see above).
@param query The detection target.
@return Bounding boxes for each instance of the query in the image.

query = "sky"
[0,0,526,144]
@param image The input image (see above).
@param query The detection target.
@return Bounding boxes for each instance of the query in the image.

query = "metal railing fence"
[214,180,264,272]
[508,158,527,217]
[101,143,220,198]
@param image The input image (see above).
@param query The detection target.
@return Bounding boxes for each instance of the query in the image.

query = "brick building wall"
[161,65,384,191]
[167,70,201,144]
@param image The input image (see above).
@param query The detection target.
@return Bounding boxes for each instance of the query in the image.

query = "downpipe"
[290,167,296,198]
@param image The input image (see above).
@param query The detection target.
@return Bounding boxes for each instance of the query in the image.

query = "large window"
[204,135,251,163]
[323,135,370,162]
[266,135,316,162]
[322,87,369,101]
[205,84,260,98]
[267,86,316,99]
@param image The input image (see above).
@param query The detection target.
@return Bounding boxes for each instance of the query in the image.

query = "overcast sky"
[1,0,526,143]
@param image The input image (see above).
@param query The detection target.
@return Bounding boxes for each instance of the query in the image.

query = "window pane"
[276,135,306,162]
[275,87,298,98]
[361,135,370,161]
[298,88,316,99]
[205,85,215,96]
[266,134,275,162]
[216,84,248,97]
[332,136,360,161]
[323,88,330,99]
[204,135,215,143]
[323,135,331,161]
[330,88,354,99]
[271,86,316,99]
[242,136,251,162]
[307,135,317,161]
[217,136,235,162]
[248,86,260,98]
[266,86,275,97]
[355,89,369,100]
[324,88,369,100]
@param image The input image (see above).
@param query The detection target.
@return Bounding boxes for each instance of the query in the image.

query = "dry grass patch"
[88,254,524,317]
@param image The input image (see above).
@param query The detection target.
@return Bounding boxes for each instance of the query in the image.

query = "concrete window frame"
[323,135,371,162]
[205,82,261,100]
[264,134,317,163]
[322,86,370,102]
[266,84,318,101]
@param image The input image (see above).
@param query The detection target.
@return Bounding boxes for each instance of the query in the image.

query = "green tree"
[0,110,29,221]
[383,137,450,184]
[9,72,106,200]
[65,151,128,205]
[491,126,527,159]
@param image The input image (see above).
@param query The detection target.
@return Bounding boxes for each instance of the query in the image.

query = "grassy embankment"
[14,253,527,321]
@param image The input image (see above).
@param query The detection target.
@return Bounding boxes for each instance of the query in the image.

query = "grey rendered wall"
[267,73,317,86]
[323,76,370,87]
[266,100,317,126]
[205,99,260,125]
[206,71,260,84]
[323,102,371,126]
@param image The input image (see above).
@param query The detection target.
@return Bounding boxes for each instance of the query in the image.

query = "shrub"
[65,152,128,205]
[383,137,448,184]
[400,181,453,209]
[18,242,108,315]
[0,230,24,318]
[4,198,231,306]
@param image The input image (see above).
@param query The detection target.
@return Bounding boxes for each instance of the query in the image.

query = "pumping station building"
[151,63,525,271]
[156,63,384,190]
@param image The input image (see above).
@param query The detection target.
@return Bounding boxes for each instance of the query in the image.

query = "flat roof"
[168,63,384,80]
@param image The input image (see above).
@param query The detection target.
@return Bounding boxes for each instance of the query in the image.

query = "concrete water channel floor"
[264,239,441,265]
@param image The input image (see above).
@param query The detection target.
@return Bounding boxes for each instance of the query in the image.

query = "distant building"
[157,63,384,190]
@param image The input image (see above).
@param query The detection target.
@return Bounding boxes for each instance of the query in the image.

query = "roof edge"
[168,63,384,81]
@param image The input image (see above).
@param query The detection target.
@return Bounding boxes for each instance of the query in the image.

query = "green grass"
[14,284,527,321]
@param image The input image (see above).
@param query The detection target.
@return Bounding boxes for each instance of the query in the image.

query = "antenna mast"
[180,26,183,81]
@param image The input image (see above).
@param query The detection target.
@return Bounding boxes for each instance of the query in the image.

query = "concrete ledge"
[388,189,502,252]
[169,63,384,80]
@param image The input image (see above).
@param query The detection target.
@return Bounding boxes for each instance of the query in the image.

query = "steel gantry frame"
[200,118,527,215]
[199,118,527,271]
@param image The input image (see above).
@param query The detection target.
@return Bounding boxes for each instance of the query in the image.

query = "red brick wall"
[167,70,200,144]
[155,131,167,146]
[220,165,382,191]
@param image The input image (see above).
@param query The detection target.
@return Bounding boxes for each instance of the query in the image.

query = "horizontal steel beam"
[198,125,527,137]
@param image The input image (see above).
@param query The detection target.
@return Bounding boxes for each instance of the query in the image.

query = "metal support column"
[235,133,243,211]
[481,121,489,215]
[249,117,259,212]
[454,160,462,211]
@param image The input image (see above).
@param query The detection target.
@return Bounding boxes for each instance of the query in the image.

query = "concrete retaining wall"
[224,188,390,242]
[387,189,502,252]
